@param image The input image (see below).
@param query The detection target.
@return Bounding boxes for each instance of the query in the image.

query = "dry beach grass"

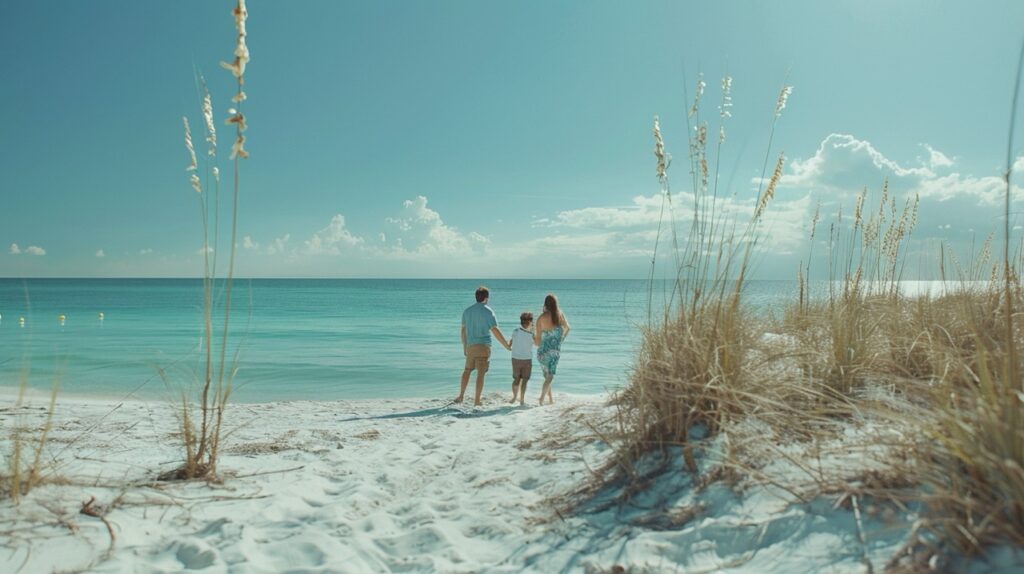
[593,60,1024,569]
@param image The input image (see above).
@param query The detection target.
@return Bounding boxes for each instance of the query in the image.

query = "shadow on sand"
[337,404,526,423]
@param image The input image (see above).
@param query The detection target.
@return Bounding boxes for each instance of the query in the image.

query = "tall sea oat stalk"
[167,0,250,480]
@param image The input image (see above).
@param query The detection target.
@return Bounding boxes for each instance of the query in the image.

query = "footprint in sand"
[373,526,447,556]
[519,477,540,490]
[172,539,218,570]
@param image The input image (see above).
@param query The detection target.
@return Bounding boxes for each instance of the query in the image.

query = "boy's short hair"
[520,312,534,326]
[475,286,489,302]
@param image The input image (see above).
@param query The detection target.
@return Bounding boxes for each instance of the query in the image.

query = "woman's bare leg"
[539,375,553,405]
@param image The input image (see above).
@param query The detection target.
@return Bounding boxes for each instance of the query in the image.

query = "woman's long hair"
[544,294,561,327]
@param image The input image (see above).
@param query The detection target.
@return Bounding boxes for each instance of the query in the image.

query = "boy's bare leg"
[455,369,472,403]
[473,370,486,406]
[519,380,528,406]
[511,379,520,403]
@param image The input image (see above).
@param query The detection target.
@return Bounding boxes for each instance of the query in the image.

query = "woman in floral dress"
[534,293,570,405]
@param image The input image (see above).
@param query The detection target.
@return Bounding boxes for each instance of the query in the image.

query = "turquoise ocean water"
[0,279,796,403]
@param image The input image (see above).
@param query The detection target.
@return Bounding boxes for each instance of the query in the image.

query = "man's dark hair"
[520,312,534,326]
[475,286,489,303]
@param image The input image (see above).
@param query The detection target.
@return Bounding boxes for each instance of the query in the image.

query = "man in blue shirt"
[456,286,511,406]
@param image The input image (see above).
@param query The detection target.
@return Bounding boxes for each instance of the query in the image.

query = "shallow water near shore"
[0,278,925,402]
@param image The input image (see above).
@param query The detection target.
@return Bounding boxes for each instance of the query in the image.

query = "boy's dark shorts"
[512,358,532,381]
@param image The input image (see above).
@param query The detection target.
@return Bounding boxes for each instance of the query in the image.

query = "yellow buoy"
[98,312,105,320]
[19,317,25,327]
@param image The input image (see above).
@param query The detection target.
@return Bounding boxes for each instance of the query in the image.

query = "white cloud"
[196,246,214,255]
[384,196,489,254]
[552,190,812,254]
[923,144,954,170]
[242,236,259,250]
[139,248,153,255]
[553,195,665,229]
[914,172,1005,204]
[267,234,291,255]
[784,133,934,193]
[10,243,46,256]
[305,214,364,255]
[95,249,105,258]
[512,230,657,260]
[780,134,1024,208]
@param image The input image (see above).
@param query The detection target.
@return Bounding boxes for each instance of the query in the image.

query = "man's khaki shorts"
[464,344,491,373]
[512,358,532,381]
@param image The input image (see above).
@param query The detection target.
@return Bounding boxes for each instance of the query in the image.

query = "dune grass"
[599,78,801,488]
[896,44,1024,557]
[596,60,1024,563]
[1,289,61,504]
[2,378,58,504]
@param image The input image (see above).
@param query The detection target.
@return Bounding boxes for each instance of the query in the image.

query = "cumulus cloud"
[9,243,46,256]
[784,133,935,193]
[196,246,214,255]
[267,234,291,255]
[95,249,105,258]
[781,133,1021,207]
[139,248,154,255]
[384,196,489,254]
[242,236,259,250]
[305,214,364,255]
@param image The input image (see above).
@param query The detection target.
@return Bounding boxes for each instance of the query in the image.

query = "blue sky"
[2,0,1023,278]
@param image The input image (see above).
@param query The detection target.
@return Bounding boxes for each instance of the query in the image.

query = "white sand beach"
[2,388,1022,573]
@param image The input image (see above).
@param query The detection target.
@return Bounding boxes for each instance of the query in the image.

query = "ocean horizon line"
[0,276,653,281]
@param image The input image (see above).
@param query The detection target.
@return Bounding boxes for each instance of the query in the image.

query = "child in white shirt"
[509,312,535,406]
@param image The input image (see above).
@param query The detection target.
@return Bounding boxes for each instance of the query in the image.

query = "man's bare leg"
[473,370,486,406]
[455,369,472,403]
[519,380,528,406]
[511,379,520,403]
